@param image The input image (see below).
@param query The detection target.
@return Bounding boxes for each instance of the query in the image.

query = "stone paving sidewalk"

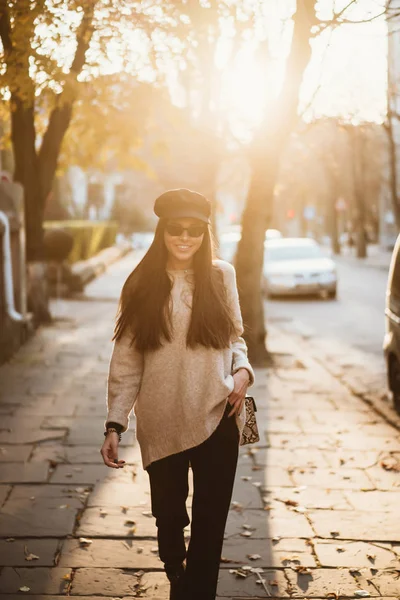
[1,253,400,599]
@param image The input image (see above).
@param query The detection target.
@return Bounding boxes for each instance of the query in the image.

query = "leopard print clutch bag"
[240,396,260,446]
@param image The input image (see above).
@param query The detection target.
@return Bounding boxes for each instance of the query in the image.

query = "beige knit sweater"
[106,259,255,469]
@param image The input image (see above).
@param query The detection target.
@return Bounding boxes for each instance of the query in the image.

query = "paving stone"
[270,392,337,410]
[70,567,168,596]
[225,506,314,539]
[0,484,10,506]
[88,481,151,507]
[254,448,330,468]
[0,538,60,566]
[13,397,77,417]
[0,462,49,483]
[0,416,46,430]
[58,538,162,568]
[0,444,32,462]
[221,537,316,568]
[0,486,82,536]
[365,465,400,491]
[335,434,400,452]
[8,484,87,501]
[290,467,375,490]
[285,567,369,597]
[309,510,400,542]
[323,449,381,469]
[0,597,131,600]
[0,567,72,594]
[50,463,112,484]
[265,419,303,433]
[313,539,400,568]
[0,427,67,444]
[263,486,351,511]
[67,421,136,446]
[311,410,379,426]
[267,432,338,450]
[76,506,157,538]
[345,490,400,512]
[216,567,289,597]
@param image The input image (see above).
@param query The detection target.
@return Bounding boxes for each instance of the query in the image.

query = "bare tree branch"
[312,0,390,37]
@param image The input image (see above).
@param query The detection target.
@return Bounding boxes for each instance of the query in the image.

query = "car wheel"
[327,287,337,300]
[389,356,400,414]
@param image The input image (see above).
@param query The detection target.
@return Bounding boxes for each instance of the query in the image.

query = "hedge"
[43,220,118,264]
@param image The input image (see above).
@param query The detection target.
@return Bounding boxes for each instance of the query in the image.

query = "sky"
[214,0,389,135]
[36,0,390,130]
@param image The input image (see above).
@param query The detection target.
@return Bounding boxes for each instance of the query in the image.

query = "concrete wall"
[0,181,28,365]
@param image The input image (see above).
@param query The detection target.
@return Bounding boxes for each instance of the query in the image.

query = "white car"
[218,229,283,264]
[263,238,337,298]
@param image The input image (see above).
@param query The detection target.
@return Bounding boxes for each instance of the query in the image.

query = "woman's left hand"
[227,368,250,417]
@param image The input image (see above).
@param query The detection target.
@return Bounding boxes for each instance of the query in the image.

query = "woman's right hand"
[100,432,126,469]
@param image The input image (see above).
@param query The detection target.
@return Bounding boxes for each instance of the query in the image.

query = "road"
[265,258,389,366]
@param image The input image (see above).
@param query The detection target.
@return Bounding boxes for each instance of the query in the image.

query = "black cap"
[154,188,211,224]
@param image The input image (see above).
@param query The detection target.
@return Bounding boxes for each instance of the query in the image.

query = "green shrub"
[43,220,118,263]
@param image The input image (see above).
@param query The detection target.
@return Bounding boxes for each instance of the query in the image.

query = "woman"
[101,188,254,600]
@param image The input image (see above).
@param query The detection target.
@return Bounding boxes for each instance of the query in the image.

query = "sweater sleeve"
[105,330,144,432]
[218,261,255,387]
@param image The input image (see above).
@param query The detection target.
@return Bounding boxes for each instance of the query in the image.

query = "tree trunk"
[11,94,45,261]
[386,115,400,230]
[236,0,316,365]
[351,127,367,259]
[328,194,341,255]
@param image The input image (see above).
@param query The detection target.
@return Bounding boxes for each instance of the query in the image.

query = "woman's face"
[164,217,206,266]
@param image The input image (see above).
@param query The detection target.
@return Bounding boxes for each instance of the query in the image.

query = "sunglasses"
[165,223,206,238]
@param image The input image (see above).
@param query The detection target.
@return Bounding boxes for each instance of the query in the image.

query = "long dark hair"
[114,219,237,351]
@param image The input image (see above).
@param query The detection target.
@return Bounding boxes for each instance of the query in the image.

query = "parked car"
[265,228,282,240]
[217,229,283,264]
[384,234,400,413]
[263,237,337,298]
[218,231,241,263]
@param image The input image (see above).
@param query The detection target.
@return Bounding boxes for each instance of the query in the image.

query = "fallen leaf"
[58,504,68,509]
[24,547,39,561]
[354,591,370,598]
[78,538,93,546]
[240,531,253,538]
[19,586,30,592]
[121,506,129,513]
[380,457,400,471]
[5,538,15,542]
[124,519,136,526]
[366,553,376,562]
[330,531,340,537]
[284,499,299,507]
[247,554,261,560]
[62,573,71,581]
[336,546,346,553]
[230,568,248,578]
[295,566,312,574]
[142,511,153,517]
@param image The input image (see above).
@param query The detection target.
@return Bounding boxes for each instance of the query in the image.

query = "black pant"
[147,405,239,600]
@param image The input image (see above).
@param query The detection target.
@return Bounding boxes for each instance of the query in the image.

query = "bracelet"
[104,428,122,442]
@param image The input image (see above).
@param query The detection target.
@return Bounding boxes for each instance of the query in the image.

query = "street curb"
[71,242,132,288]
